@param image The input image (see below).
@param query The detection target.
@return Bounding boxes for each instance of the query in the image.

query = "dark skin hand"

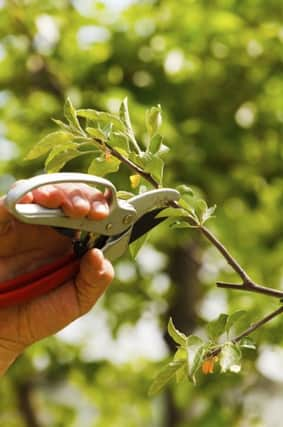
[0,182,114,375]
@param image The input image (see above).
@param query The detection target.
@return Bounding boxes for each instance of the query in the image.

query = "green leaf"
[173,348,188,383]
[168,317,187,346]
[129,152,145,168]
[220,342,242,373]
[132,152,164,184]
[170,219,196,229]
[117,190,135,200]
[156,207,189,218]
[101,122,113,139]
[177,195,202,221]
[45,146,83,172]
[25,131,75,160]
[187,335,204,347]
[52,118,74,133]
[108,131,130,152]
[88,154,120,177]
[145,105,162,137]
[149,155,164,183]
[119,97,131,129]
[225,310,247,335]
[194,199,208,223]
[206,313,228,341]
[173,347,187,362]
[64,97,83,133]
[187,336,206,383]
[77,109,125,131]
[86,126,107,141]
[140,152,164,184]
[148,361,183,396]
[178,197,195,211]
[147,134,163,154]
[240,337,256,350]
[176,185,194,197]
[158,143,170,155]
[119,98,140,152]
[186,198,216,225]
[129,233,148,259]
[176,363,188,384]
[77,143,100,154]
[202,204,217,224]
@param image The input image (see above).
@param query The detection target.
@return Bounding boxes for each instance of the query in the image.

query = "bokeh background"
[1,0,283,426]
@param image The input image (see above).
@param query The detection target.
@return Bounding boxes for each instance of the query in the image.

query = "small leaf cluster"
[25,97,168,187]
[149,313,256,395]
[157,184,216,228]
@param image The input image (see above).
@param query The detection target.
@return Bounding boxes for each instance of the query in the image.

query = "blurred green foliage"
[1,0,283,426]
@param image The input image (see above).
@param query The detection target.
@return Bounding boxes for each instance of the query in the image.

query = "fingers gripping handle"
[5,173,137,236]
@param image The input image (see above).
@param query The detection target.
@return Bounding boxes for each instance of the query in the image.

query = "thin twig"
[199,225,252,283]
[208,304,283,358]
[217,281,283,299]
[232,305,283,343]
[90,137,159,188]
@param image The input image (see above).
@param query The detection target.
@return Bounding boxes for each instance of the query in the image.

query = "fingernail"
[92,201,109,214]
[72,195,88,207]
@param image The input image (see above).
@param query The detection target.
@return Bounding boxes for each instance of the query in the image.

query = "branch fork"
[98,135,283,340]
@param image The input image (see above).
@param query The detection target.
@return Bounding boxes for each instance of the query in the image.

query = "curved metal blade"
[128,208,165,243]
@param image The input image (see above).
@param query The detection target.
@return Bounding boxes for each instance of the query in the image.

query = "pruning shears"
[0,173,179,307]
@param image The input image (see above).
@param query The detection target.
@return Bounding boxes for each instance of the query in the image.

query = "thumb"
[0,197,14,236]
[17,249,114,346]
[75,249,114,315]
[0,196,13,223]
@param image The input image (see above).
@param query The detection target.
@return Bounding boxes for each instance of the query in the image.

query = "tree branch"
[208,304,283,358]
[216,281,283,298]
[232,305,283,344]
[89,132,283,301]
[199,225,252,283]
[198,225,283,298]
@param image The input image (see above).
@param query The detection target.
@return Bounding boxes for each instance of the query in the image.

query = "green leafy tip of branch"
[149,315,256,396]
[25,97,168,185]
[157,185,216,228]
[25,98,213,222]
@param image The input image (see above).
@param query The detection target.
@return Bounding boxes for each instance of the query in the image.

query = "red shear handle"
[0,254,80,308]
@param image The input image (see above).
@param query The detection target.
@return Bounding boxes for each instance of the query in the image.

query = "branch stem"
[90,129,283,301]
[217,281,283,298]
[232,305,283,344]
[208,305,283,358]
[199,225,251,283]
[91,137,159,188]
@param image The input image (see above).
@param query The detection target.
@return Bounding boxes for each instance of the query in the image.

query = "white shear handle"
[5,173,137,236]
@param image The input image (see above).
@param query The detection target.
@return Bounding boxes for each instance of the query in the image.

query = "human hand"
[0,182,114,374]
